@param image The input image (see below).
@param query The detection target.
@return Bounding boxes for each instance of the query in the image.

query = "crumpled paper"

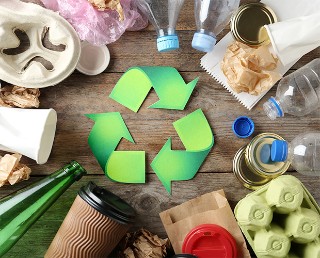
[221,41,281,95]
[0,86,40,108]
[88,0,124,20]
[41,0,148,46]
[0,153,31,187]
[118,229,170,258]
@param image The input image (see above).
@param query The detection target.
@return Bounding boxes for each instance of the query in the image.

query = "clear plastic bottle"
[192,0,240,52]
[264,58,320,120]
[136,0,185,52]
[270,132,320,176]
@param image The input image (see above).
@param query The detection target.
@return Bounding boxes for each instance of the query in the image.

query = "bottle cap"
[192,32,216,52]
[76,41,110,76]
[271,140,288,162]
[232,116,255,138]
[182,224,238,258]
[78,181,136,224]
[260,144,272,164]
[157,35,179,52]
[230,2,277,46]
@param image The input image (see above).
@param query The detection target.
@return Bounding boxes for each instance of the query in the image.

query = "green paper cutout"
[109,66,198,112]
[86,112,145,183]
[151,109,214,193]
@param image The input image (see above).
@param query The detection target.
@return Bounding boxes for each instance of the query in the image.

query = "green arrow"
[151,109,214,193]
[86,112,145,183]
[109,66,198,112]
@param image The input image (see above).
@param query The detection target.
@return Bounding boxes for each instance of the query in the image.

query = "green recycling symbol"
[87,66,214,193]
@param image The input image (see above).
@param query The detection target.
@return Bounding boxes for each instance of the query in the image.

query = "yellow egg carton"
[234,175,320,258]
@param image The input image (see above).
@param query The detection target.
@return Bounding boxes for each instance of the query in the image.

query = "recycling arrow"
[109,66,198,112]
[86,112,145,183]
[151,109,214,193]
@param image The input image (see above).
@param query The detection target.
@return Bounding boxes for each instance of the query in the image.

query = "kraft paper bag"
[159,189,251,257]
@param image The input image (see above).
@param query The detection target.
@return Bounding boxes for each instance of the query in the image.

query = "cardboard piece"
[159,189,251,257]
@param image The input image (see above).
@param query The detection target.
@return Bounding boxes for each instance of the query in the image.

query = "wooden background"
[1,0,320,257]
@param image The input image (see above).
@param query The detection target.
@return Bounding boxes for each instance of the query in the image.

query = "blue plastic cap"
[260,144,272,164]
[232,116,255,138]
[157,35,179,52]
[271,140,288,162]
[192,32,216,52]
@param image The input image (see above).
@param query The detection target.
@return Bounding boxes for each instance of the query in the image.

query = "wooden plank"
[2,173,320,258]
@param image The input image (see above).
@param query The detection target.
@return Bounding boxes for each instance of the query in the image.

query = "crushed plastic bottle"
[264,58,320,120]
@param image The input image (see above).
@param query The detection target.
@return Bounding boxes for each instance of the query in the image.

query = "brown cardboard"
[159,189,251,258]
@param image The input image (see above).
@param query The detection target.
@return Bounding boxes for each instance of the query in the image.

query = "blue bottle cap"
[232,116,255,138]
[271,140,288,162]
[192,32,216,52]
[157,35,179,52]
[260,144,272,164]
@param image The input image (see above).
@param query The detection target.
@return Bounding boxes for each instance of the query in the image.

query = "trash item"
[201,0,320,110]
[76,41,110,75]
[230,2,277,46]
[159,189,250,257]
[0,86,40,108]
[192,0,240,52]
[117,228,170,258]
[136,0,185,52]
[264,58,320,120]
[235,175,320,257]
[88,0,124,20]
[0,161,87,257]
[232,116,254,138]
[0,0,81,88]
[0,153,31,187]
[221,41,281,95]
[269,132,320,176]
[233,133,290,190]
[0,107,57,164]
[182,224,238,258]
[41,0,148,46]
[45,181,135,258]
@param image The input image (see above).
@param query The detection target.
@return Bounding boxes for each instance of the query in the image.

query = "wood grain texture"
[1,0,320,257]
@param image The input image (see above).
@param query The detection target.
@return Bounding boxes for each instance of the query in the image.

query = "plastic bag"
[41,0,148,46]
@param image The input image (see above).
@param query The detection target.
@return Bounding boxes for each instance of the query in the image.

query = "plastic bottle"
[264,58,320,120]
[270,132,320,176]
[136,0,185,52]
[192,0,240,52]
[0,161,87,256]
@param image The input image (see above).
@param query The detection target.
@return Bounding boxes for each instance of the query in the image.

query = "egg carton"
[234,175,320,258]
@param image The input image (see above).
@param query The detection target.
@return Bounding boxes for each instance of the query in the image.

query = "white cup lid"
[76,41,110,76]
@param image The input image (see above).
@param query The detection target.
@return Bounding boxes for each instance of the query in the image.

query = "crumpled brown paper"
[88,0,124,20]
[159,189,251,258]
[0,153,31,187]
[221,41,281,95]
[118,229,170,258]
[0,86,40,108]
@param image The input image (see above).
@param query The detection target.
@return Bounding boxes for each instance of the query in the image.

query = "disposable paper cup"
[45,182,136,258]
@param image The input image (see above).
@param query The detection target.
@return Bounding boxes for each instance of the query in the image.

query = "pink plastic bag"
[41,0,148,45]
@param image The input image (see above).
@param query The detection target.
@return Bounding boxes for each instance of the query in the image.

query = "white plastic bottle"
[192,0,240,52]
[270,132,320,176]
[264,58,320,120]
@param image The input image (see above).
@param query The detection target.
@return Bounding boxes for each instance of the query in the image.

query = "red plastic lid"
[182,224,238,258]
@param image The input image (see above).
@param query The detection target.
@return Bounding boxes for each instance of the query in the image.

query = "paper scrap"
[151,109,214,194]
[88,0,124,20]
[0,86,40,108]
[0,153,31,187]
[118,229,170,258]
[109,66,198,112]
[221,41,281,95]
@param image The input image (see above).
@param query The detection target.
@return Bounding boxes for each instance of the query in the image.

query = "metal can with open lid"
[230,2,277,46]
[233,133,290,190]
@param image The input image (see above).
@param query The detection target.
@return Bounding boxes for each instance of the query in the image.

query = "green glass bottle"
[0,160,87,257]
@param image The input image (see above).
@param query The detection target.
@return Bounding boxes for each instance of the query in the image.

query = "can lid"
[76,41,110,75]
[233,145,271,190]
[232,116,255,138]
[182,224,238,258]
[79,181,136,224]
[231,3,277,46]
